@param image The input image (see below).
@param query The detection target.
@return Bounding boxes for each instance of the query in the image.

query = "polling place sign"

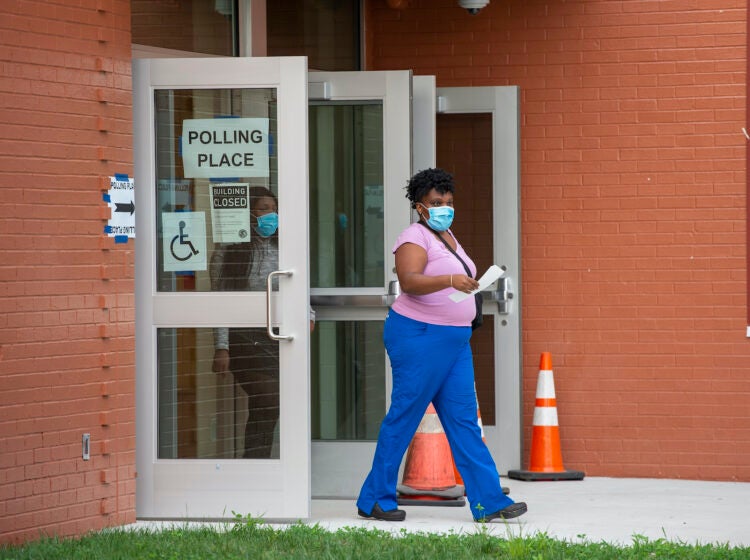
[182,118,269,179]
[103,174,135,242]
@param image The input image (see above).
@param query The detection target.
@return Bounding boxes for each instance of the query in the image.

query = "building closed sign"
[182,118,269,179]
[210,182,251,243]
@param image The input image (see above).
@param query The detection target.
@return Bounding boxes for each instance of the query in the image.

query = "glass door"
[134,57,311,519]
[307,71,413,497]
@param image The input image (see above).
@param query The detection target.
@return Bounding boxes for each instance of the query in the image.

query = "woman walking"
[356,168,527,522]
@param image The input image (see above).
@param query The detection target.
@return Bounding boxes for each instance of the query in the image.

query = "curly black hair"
[404,168,455,209]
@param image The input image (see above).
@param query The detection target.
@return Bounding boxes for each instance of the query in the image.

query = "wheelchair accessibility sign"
[162,212,207,272]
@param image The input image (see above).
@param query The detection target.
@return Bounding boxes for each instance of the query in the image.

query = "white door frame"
[436,86,523,473]
[134,56,311,520]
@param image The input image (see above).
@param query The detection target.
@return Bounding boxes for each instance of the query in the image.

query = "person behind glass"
[356,168,527,522]
[211,186,284,459]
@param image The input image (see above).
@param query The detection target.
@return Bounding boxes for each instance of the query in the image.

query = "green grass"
[1,516,747,560]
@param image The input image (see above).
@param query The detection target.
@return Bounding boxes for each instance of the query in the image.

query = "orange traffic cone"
[452,399,485,486]
[451,399,510,495]
[397,403,465,506]
[507,352,585,481]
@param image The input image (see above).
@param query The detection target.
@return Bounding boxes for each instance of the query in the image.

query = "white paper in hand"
[449,264,504,303]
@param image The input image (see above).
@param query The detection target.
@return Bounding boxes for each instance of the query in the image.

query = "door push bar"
[309,280,402,308]
[266,269,294,342]
[309,278,516,313]
[481,276,513,315]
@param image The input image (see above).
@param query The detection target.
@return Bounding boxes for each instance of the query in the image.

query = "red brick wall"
[0,0,135,543]
[366,0,750,480]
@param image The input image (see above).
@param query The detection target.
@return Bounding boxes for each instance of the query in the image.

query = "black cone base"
[397,496,466,507]
[397,483,466,506]
[507,469,585,481]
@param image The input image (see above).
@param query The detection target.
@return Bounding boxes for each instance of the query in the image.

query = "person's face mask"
[253,212,278,237]
[418,203,454,232]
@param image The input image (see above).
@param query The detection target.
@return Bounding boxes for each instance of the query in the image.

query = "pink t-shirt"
[390,222,477,327]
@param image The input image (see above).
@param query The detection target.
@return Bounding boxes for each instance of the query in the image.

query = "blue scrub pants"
[356,310,515,520]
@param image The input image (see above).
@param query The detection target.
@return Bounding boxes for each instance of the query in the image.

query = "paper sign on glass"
[449,264,504,303]
[210,182,251,243]
[162,212,208,272]
[182,118,269,179]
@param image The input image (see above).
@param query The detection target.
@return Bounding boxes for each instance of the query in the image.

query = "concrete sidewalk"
[132,477,750,547]
[308,477,750,547]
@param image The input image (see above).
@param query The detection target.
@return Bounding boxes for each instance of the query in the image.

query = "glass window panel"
[267,0,360,71]
[309,103,384,288]
[158,327,280,459]
[154,88,278,293]
[131,0,238,56]
[311,321,385,441]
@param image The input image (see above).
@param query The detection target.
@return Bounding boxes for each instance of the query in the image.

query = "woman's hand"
[213,349,230,373]
[452,274,479,294]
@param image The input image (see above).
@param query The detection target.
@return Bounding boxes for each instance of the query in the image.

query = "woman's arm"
[212,326,230,373]
[213,348,230,373]
[395,243,478,295]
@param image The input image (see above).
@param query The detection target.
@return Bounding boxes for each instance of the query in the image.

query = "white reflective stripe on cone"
[532,406,559,427]
[418,413,444,434]
[535,370,556,398]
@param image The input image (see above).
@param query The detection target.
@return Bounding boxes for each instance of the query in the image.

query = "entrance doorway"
[134,60,414,518]
[133,56,521,517]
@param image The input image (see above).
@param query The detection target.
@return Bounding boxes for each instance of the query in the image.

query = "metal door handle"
[387,279,400,305]
[266,269,294,341]
[481,276,513,315]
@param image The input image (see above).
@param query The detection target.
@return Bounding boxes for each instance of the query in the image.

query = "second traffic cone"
[397,403,465,507]
[507,352,585,481]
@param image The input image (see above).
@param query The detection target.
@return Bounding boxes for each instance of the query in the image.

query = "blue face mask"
[254,212,278,237]
[419,204,454,232]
